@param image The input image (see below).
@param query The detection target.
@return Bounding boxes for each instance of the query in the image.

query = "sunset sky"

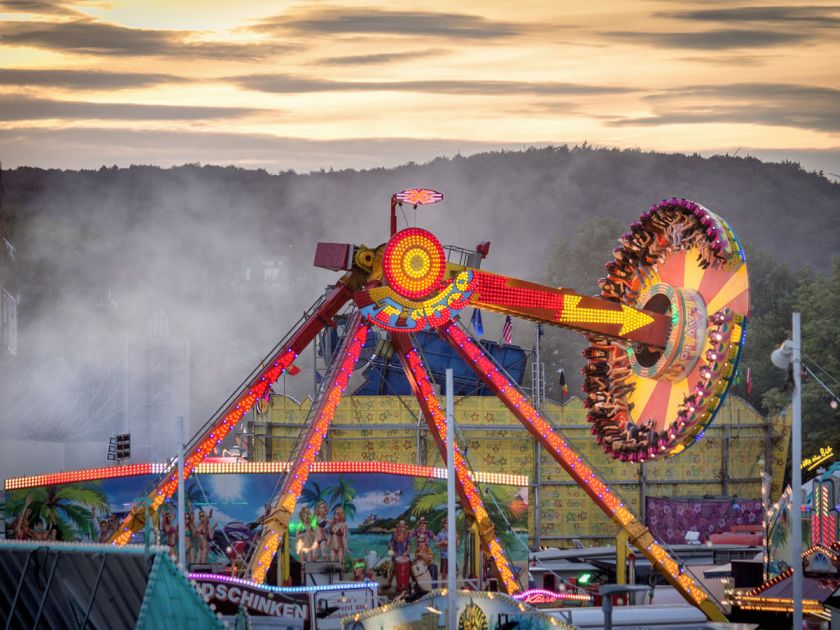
[1,0,838,174]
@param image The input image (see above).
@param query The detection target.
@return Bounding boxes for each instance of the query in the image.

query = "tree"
[732,247,800,411]
[407,479,527,555]
[740,255,840,476]
[769,258,840,461]
[299,481,330,510]
[6,483,109,541]
[185,479,210,513]
[326,476,357,521]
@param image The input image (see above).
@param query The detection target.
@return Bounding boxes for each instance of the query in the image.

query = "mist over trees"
[1,146,838,454]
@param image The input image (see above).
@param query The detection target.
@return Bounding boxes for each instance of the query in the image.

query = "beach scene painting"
[4,469,529,593]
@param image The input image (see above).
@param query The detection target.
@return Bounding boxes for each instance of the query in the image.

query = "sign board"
[193,576,376,630]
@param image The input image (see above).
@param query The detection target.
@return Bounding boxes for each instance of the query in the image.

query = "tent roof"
[0,541,222,630]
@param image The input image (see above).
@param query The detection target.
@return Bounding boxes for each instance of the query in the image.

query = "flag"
[559,368,568,398]
[255,386,272,415]
[501,316,513,344]
[470,308,484,336]
[746,366,752,396]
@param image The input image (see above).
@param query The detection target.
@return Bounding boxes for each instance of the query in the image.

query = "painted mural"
[4,469,529,595]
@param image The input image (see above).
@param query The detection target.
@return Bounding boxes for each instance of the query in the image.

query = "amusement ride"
[107,189,749,622]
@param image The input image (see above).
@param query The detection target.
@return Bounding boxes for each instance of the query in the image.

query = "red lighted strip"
[277,325,368,511]
[110,350,298,545]
[473,270,567,312]
[111,285,352,545]
[470,270,668,348]
[4,463,169,491]
[442,322,713,610]
[109,347,298,546]
[249,319,368,583]
[397,337,519,594]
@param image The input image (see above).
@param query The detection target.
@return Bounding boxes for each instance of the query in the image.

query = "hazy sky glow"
[1,0,839,173]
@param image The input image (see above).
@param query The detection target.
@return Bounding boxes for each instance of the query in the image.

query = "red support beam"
[110,283,352,545]
[247,313,368,582]
[440,321,726,621]
[391,332,520,594]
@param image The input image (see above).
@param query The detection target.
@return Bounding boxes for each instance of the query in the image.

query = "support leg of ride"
[391,331,520,595]
[247,314,368,582]
[616,528,629,585]
[440,322,727,622]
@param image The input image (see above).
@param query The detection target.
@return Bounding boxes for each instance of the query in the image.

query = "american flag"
[501,316,513,344]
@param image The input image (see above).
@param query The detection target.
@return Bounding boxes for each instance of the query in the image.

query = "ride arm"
[108,282,353,545]
[439,321,728,622]
[391,331,520,594]
[467,269,670,349]
[247,312,369,583]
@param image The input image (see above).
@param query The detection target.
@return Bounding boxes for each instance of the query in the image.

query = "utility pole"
[178,415,186,572]
[770,315,803,628]
[791,314,803,629]
[446,369,457,630]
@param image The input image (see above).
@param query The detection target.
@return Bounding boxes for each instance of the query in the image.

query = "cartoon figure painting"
[184,511,196,565]
[411,517,434,567]
[295,506,316,562]
[435,516,456,582]
[352,557,374,582]
[2,470,529,592]
[329,506,349,564]
[196,509,215,564]
[162,508,178,556]
[12,498,33,540]
[314,500,330,561]
[389,519,411,594]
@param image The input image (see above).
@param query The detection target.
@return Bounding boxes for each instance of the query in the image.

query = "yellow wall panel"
[257,393,789,546]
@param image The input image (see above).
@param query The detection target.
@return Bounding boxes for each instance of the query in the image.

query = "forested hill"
[1,146,838,441]
[4,146,839,285]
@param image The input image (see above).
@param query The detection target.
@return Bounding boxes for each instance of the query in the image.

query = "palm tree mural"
[327,476,357,521]
[408,478,528,555]
[409,479,460,530]
[185,479,209,512]
[299,481,331,511]
[6,483,109,541]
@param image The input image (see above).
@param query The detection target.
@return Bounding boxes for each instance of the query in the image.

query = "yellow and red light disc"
[584,199,749,463]
[383,227,446,300]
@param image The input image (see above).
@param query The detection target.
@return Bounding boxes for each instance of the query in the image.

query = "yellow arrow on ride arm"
[468,270,669,348]
[558,294,655,335]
